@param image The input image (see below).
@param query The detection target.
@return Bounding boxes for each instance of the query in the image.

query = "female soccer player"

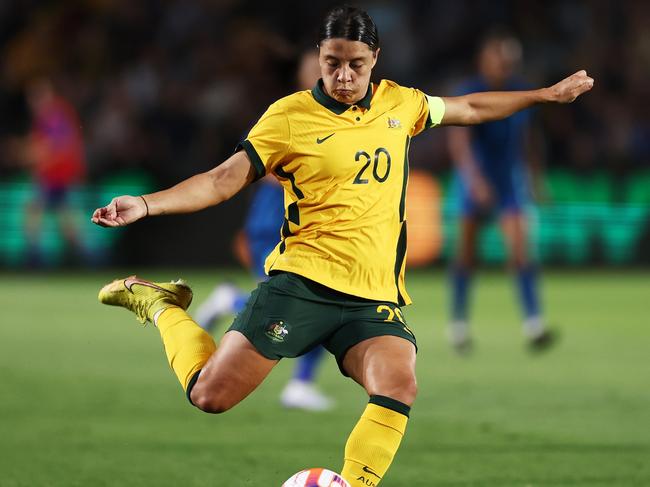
[92,6,593,486]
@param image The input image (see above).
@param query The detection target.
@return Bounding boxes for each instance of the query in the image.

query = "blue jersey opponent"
[447,32,555,353]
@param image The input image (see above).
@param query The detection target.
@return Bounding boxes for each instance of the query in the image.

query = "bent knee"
[189,384,233,414]
[371,376,418,407]
[397,378,418,405]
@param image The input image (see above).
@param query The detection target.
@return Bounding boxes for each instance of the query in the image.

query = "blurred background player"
[447,31,554,353]
[193,49,333,411]
[23,78,86,266]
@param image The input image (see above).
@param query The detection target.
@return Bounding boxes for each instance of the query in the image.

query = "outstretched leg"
[189,330,278,413]
[98,276,277,413]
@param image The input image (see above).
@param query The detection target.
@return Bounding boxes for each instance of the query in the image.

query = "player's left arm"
[440,70,594,126]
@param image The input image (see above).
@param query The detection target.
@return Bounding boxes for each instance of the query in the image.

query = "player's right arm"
[91,150,255,227]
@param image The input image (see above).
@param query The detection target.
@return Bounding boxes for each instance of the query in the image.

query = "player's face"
[319,38,379,104]
[479,39,521,85]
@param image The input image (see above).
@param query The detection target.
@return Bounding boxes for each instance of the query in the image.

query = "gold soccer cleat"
[98,275,193,324]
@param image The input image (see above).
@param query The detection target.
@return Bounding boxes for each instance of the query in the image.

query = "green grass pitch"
[1,269,648,486]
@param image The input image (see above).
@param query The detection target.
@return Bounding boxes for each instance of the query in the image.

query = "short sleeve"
[236,102,290,180]
[406,88,430,137]
[407,88,446,136]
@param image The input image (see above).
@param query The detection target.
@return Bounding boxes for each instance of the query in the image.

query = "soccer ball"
[282,468,350,487]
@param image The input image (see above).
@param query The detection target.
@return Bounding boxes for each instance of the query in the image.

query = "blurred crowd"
[0,0,648,185]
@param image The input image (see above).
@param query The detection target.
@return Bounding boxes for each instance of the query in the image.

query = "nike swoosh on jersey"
[316,133,335,144]
[362,466,381,478]
[124,277,177,295]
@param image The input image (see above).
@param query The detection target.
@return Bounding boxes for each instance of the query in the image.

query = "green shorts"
[228,272,417,376]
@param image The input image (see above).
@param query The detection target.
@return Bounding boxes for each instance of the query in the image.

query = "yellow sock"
[341,396,410,487]
[154,307,216,392]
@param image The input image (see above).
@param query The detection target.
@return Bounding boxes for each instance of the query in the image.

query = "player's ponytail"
[318,6,379,52]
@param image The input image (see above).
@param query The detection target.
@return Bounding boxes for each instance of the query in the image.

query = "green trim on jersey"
[275,167,305,200]
[275,167,305,254]
[238,140,265,180]
[398,136,411,222]
[394,135,411,306]
[311,79,373,114]
[393,223,407,305]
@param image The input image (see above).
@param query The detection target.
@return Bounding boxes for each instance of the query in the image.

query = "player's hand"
[547,70,594,103]
[91,195,147,227]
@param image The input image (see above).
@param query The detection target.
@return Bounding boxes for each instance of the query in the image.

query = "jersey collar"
[311,79,373,115]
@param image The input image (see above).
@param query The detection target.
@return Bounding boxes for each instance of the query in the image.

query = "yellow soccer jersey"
[238,79,445,305]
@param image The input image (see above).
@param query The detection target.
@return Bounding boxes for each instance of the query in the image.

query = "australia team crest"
[265,320,290,342]
[387,116,402,129]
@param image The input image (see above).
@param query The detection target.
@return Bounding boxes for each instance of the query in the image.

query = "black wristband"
[140,195,149,216]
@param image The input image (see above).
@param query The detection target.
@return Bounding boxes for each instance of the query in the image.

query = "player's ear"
[371,48,380,68]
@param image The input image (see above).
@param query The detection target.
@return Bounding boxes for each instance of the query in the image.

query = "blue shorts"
[456,175,527,217]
